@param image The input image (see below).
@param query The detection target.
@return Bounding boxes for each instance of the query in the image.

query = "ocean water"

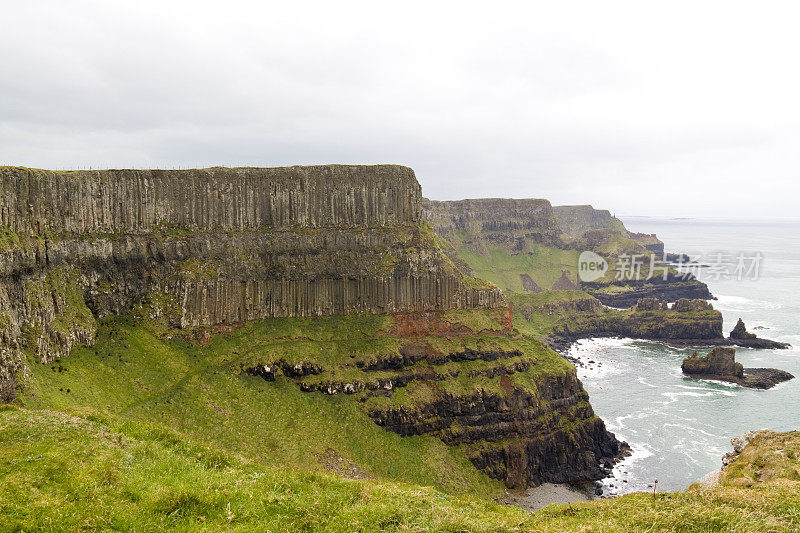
[573,217,800,495]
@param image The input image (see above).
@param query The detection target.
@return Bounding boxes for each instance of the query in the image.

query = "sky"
[2,1,799,218]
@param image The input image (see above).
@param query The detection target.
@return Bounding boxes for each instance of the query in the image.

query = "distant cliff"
[422,198,709,304]
[0,166,502,394]
[422,198,564,250]
[552,205,625,238]
[554,205,664,254]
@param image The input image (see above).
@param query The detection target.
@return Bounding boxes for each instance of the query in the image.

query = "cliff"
[421,198,564,251]
[0,165,503,394]
[423,198,710,306]
[2,164,626,493]
[553,205,664,254]
[552,205,626,238]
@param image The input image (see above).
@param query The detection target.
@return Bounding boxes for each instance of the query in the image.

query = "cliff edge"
[0,165,503,394]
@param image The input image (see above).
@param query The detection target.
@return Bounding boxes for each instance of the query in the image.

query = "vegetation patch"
[2,408,798,531]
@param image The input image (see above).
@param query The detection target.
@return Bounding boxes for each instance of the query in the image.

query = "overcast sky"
[2,1,799,218]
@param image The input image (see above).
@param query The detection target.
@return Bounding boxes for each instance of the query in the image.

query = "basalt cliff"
[0,165,624,490]
[0,166,500,384]
[422,198,711,307]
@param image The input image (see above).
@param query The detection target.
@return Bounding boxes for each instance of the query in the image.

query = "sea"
[572,217,800,495]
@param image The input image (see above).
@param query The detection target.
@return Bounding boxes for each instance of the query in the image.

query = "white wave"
[713,294,782,312]
[567,336,635,357]
[674,383,736,395]
[661,423,722,439]
[600,441,655,496]
[637,377,658,388]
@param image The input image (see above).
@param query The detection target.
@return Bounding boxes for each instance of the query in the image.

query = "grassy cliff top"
[2,406,798,531]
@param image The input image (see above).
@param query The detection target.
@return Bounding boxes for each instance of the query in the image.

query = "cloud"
[1,0,799,217]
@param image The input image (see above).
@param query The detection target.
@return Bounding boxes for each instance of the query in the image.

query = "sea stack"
[682,347,794,389]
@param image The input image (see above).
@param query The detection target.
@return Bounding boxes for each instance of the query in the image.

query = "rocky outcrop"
[518,295,788,352]
[682,347,794,389]
[551,271,579,291]
[729,318,789,349]
[731,318,756,340]
[0,165,503,394]
[582,273,713,308]
[520,274,543,293]
[628,232,664,255]
[514,295,725,352]
[722,430,764,468]
[371,371,626,488]
[242,312,628,489]
[682,347,744,377]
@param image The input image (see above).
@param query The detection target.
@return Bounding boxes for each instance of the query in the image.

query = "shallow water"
[576,217,800,494]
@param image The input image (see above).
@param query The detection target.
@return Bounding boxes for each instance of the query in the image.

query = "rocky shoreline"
[531,298,790,355]
[547,334,790,354]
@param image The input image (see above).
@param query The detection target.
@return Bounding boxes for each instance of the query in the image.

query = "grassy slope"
[19,313,511,500]
[508,291,602,338]
[457,245,580,293]
[2,406,798,532]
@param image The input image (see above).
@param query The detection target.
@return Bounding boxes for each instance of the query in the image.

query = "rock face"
[372,370,626,488]
[422,198,564,250]
[682,347,794,389]
[0,165,503,393]
[581,274,713,308]
[1,165,421,233]
[552,205,626,238]
[243,311,628,489]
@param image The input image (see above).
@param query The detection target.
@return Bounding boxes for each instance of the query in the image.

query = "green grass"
[0,408,529,532]
[19,314,509,499]
[2,407,799,531]
[508,291,604,338]
[457,244,580,293]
